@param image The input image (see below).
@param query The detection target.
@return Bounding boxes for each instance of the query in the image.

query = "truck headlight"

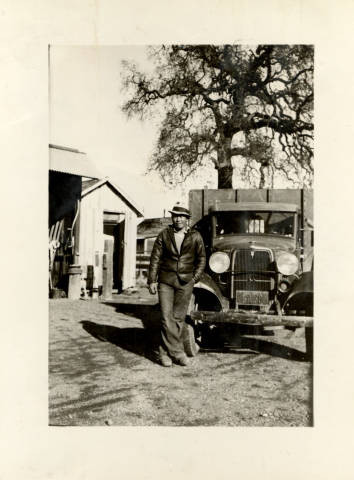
[209,252,230,274]
[276,252,299,276]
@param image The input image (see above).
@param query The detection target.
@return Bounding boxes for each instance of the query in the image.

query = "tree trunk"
[218,165,234,188]
[216,136,233,188]
[259,164,266,188]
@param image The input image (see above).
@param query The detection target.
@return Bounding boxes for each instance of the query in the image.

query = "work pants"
[158,277,194,358]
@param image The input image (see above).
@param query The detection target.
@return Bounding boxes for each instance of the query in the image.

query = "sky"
[49,45,217,218]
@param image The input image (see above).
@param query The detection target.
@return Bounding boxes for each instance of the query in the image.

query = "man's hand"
[148,282,157,295]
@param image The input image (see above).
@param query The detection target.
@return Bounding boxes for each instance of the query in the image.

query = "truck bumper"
[190,310,313,328]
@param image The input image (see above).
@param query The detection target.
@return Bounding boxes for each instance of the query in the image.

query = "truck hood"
[212,234,296,253]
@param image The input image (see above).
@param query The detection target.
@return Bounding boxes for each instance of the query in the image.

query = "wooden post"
[202,188,209,219]
[86,265,94,292]
[92,269,99,299]
[73,198,81,265]
[102,239,114,300]
[68,198,82,300]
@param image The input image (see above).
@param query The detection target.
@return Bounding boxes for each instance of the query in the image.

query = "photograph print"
[48,44,314,426]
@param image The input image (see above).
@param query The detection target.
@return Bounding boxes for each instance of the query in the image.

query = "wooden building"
[49,144,100,294]
[80,177,143,292]
[49,144,143,296]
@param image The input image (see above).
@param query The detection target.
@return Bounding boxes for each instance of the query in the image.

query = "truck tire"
[305,326,313,361]
[183,323,199,357]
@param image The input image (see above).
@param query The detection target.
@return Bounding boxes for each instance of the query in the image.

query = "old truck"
[184,188,314,359]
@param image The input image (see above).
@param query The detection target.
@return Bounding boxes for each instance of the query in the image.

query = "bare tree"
[122,45,313,188]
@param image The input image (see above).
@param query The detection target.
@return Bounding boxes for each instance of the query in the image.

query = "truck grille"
[231,248,275,305]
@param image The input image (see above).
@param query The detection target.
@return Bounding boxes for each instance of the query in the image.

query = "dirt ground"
[49,290,313,427]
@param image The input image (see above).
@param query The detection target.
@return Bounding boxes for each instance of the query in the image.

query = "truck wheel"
[305,326,313,361]
[184,323,200,357]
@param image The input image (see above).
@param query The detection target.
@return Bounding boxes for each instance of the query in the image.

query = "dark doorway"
[49,171,81,292]
[103,212,125,292]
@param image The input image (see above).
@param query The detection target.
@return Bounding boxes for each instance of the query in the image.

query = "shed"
[80,177,144,292]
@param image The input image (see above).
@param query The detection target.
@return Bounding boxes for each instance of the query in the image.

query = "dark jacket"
[148,226,206,286]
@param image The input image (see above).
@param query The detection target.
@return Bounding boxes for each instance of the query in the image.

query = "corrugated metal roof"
[49,145,101,179]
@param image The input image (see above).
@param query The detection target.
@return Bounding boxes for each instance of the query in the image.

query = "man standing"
[148,203,206,367]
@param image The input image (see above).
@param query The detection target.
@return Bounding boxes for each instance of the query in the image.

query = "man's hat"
[169,202,191,218]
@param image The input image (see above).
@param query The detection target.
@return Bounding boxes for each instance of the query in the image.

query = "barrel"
[68,264,82,299]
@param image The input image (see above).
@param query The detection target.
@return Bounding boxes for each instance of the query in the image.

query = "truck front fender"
[193,272,229,312]
[283,271,313,316]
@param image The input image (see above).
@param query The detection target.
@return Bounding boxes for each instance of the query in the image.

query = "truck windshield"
[213,211,295,237]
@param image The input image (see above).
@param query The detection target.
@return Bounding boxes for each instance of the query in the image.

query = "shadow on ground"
[200,326,308,362]
[239,336,308,361]
[80,319,160,363]
[104,301,161,330]
[81,301,309,362]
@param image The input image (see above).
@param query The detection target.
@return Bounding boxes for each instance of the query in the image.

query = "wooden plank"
[189,190,203,226]
[136,263,150,269]
[191,310,313,327]
[302,189,314,250]
[237,189,268,202]
[102,239,114,300]
[190,189,238,225]
[49,223,55,241]
[103,212,123,223]
[302,189,313,222]
[207,189,235,211]
[86,265,94,291]
[268,189,301,207]
[53,220,60,241]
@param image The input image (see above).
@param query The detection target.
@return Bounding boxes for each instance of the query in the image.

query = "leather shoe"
[159,355,172,367]
[172,353,189,366]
